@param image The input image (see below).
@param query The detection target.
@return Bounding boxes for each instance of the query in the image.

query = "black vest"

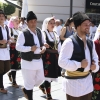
[21,28,43,61]
[44,30,55,50]
[0,26,9,41]
[70,33,93,72]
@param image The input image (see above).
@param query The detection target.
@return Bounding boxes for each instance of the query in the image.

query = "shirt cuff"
[74,61,82,69]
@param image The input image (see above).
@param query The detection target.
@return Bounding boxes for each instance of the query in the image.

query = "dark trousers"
[0,60,10,88]
[0,73,4,88]
[66,92,92,100]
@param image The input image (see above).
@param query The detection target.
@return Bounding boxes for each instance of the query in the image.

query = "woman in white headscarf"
[7,16,21,88]
[93,24,100,41]
[39,17,61,100]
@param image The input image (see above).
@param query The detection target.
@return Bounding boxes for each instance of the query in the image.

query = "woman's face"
[13,18,19,28]
[70,22,74,28]
[47,19,55,31]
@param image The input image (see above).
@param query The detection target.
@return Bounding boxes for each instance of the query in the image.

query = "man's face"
[79,20,91,35]
[0,14,5,23]
[27,19,37,29]
[55,21,60,26]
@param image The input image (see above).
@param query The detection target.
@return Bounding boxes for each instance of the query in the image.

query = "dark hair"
[20,17,26,20]
[0,10,5,18]
[5,15,7,19]
[91,19,96,25]
[60,19,64,24]
[64,18,73,27]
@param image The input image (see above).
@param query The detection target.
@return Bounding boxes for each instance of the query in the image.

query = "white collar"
[76,34,87,40]
[27,28,37,35]
[0,24,6,28]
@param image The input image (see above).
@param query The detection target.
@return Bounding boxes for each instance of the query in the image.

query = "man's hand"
[90,61,96,71]
[31,46,37,52]
[44,43,49,48]
[40,46,46,54]
[81,59,88,68]
[0,40,7,44]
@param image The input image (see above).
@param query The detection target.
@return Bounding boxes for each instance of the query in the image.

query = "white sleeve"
[92,42,99,73]
[16,32,31,52]
[58,38,81,71]
[41,31,46,44]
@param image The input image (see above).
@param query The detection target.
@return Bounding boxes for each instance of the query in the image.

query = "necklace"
[47,30,56,41]
[47,30,58,50]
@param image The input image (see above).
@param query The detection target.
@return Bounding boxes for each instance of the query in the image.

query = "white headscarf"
[42,17,55,31]
[93,24,100,41]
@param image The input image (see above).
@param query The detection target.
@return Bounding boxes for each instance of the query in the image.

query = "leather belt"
[64,73,90,79]
[32,54,42,59]
[0,44,7,48]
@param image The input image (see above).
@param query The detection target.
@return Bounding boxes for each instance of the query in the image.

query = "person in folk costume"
[39,17,61,100]
[7,16,21,88]
[16,11,46,100]
[89,20,97,40]
[19,17,27,31]
[93,24,100,41]
[0,11,11,93]
[58,12,99,100]
[92,27,100,100]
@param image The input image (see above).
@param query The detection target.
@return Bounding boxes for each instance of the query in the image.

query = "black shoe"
[22,87,28,99]
[39,86,46,94]
[46,94,52,100]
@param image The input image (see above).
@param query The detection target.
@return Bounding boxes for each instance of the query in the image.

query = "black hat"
[73,12,90,29]
[0,10,5,17]
[26,11,37,21]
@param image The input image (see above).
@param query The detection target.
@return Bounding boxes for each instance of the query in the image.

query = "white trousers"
[21,68,44,90]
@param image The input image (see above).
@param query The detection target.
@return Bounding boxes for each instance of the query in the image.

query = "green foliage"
[0,2,15,15]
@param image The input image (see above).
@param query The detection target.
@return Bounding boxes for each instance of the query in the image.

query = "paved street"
[0,70,66,100]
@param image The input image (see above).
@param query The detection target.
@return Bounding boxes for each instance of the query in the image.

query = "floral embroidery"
[95,78,100,82]
[92,72,100,100]
[44,70,48,76]
[45,61,51,65]
[46,53,50,59]
[11,54,14,58]
[94,84,100,90]
[17,57,21,62]
[11,61,14,65]
[10,43,21,69]
[45,61,51,69]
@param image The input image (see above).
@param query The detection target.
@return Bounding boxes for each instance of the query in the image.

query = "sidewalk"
[0,70,66,100]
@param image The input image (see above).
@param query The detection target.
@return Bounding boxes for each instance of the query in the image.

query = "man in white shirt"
[0,10,10,93]
[54,19,62,36]
[89,20,97,40]
[19,17,27,31]
[16,11,46,100]
[58,12,99,100]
